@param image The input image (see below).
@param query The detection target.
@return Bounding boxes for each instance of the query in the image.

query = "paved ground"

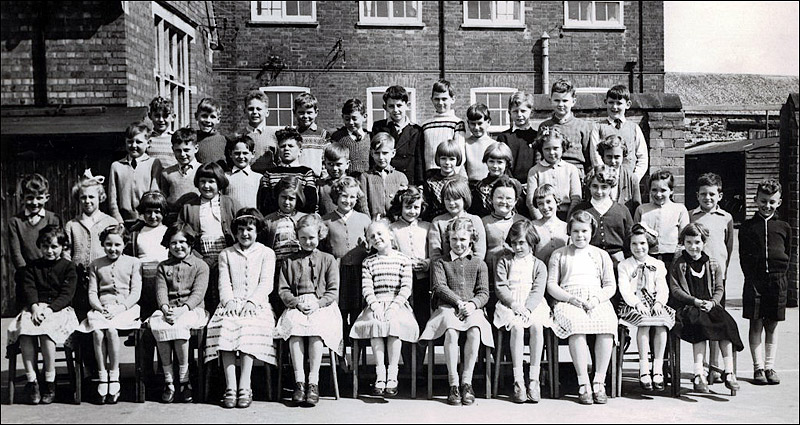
[2,231,798,423]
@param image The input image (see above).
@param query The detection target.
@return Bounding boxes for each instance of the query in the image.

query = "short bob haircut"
[371,132,396,151]
[435,139,464,166]
[231,207,266,234]
[679,222,709,243]
[446,216,479,245]
[627,223,658,250]
[194,162,229,193]
[37,224,69,248]
[505,219,540,250]
[466,103,491,122]
[136,191,168,215]
[274,175,306,211]
[490,175,521,208]
[584,164,619,188]
[296,213,329,240]
[20,173,50,197]
[597,134,628,158]
[161,222,198,249]
[330,176,364,204]
[99,223,130,245]
[567,210,598,237]
[532,183,559,205]
[388,185,427,222]
[441,179,472,209]
[171,127,197,147]
[648,169,675,190]
[482,142,514,172]
[536,127,570,154]
[756,178,782,196]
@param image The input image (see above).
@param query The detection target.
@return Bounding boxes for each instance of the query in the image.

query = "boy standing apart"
[224,134,263,210]
[463,103,496,185]
[538,79,597,178]
[194,98,227,168]
[421,79,466,175]
[739,179,792,386]
[330,98,371,174]
[358,132,409,219]
[497,91,539,183]
[147,96,177,168]
[159,127,201,223]
[109,121,162,227]
[591,85,649,184]
[257,127,318,215]
[9,174,62,279]
[294,93,330,178]
[242,90,277,174]
[371,85,424,185]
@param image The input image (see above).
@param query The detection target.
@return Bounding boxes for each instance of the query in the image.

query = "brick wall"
[211,1,665,133]
[779,94,799,302]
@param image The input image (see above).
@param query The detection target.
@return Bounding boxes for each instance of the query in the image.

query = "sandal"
[384,379,399,398]
[639,373,653,391]
[237,388,253,408]
[652,373,665,391]
[372,380,386,397]
[222,388,237,408]
[105,381,120,404]
[578,384,593,405]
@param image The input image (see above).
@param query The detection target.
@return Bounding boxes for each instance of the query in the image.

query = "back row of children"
[8,77,791,407]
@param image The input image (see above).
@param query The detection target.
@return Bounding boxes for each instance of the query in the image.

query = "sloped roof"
[665,73,799,110]
[686,137,779,155]
[1,106,147,136]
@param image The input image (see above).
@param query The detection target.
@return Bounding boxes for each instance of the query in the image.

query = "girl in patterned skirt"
[7,225,79,405]
[493,220,552,403]
[77,224,142,404]
[350,220,420,397]
[276,214,343,407]
[147,223,209,403]
[205,208,277,409]
[547,211,617,405]
[617,223,675,392]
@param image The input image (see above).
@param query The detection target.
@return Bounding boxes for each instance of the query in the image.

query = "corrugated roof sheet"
[686,137,780,155]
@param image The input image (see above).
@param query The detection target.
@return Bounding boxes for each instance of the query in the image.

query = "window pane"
[580,1,591,20]
[279,110,293,126]
[393,1,405,18]
[266,112,279,126]
[596,3,606,21]
[568,1,579,20]
[278,93,292,109]
[602,2,619,22]
[406,1,417,18]
[267,92,278,107]
[467,1,479,19]
[497,1,513,21]
[479,1,491,19]
[286,1,298,16]
[514,1,520,20]
[377,1,389,17]
[299,1,312,16]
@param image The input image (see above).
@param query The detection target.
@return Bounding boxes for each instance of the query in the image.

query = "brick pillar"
[779,94,799,305]
[644,111,687,203]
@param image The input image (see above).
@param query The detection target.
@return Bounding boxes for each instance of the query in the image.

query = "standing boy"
[421,80,466,175]
[591,85,649,184]
[538,79,597,178]
[108,121,162,227]
[147,96,177,168]
[463,103,496,185]
[257,127,318,215]
[224,134,263,210]
[497,91,539,183]
[330,98,371,174]
[358,132,409,219]
[242,90,277,174]
[159,127,201,223]
[294,93,330,178]
[739,179,792,386]
[371,85,424,185]
[318,143,357,216]
[194,98,227,168]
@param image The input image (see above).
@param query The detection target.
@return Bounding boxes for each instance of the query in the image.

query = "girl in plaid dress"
[205,208,277,409]
[617,224,674,392]
[547,211,617,405]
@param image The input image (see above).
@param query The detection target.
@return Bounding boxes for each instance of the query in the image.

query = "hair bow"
[82,169,105,185]
[638,222,659,238]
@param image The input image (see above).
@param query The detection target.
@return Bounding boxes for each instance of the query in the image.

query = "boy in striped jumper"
[257,127,318,215]
[294,93,330,178]
[421,79,467,176]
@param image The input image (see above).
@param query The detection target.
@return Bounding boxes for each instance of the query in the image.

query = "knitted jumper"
[361,251,413,305]
[431,253,489,309]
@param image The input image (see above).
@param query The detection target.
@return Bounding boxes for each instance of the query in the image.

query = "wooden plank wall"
[744,143,781,219]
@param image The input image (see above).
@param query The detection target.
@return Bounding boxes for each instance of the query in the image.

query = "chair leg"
[550,330,560,399]
[197,329,206,403]
[484,346,491,399]
[277,340,284,402]
[730,351,737,397]
[8,346,17,405]
[265,361,273,402]
[65,346,80,404]
[616,326,625,398]
[135,329,145,403]
[427,341,433,400]
[329,349,340,400]
[492,331,503,398]
[411,342,417,399]
[352,339,360,399]
[670,332,681,398]
[609,337,618,398]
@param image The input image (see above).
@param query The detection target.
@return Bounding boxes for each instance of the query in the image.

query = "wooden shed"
[0,106,147,316]
[686,137,780,223]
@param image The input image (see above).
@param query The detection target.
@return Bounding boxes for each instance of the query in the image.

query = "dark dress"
[673,253,743,351]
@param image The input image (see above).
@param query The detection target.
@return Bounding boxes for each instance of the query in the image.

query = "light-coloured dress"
[617,256,676,328]
[493,253,553,330]
[78,255,142,332]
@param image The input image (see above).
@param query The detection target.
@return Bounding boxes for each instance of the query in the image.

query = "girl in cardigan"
[320,176,371,335]
[428,179,487,263]
[78,224,142,404]
[468,142,524,218]
[148,223,209,403]
[7,225,78,405]
[275,214,343,407]
[482,176,525,281]
[420,217,494,406]
[547,211,617,405]
[128,191,170,320]
[493,220,552,403]
[350,220,420,397]
[262,175,307,262]
[669,223,743,393]
[205,208,277,409]
[530,184,568,264]
[617,224,675,391]
[176,162,238,311]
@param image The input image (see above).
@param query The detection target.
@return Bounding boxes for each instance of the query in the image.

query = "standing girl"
[547,211,617,405]
[616,224,675,391]
[262,175,307,261]
[350,220,420,397]
[428,179,487,262]
[493,220,551,403]
[276,214,343,407]
[634,170,689,266]
[7,225,79,405]
[420,217,494,406]
[148,223,209,403]
[78,224,142,404]
[205,208,277,408]
[669,223,743,393]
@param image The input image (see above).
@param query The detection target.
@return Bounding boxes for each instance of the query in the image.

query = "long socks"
[765,343,777,370]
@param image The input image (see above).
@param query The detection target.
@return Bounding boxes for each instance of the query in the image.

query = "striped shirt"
[297,125,330,177]
[361,251,413,305]
[421,111,467,172]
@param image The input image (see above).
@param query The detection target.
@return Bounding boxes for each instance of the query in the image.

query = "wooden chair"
[135,326,208,402]
[492,327,556,399]
[351,338,417,398]
[667,331,737,397]
[6,335,82,404]
[275,339,340,401]
[547,330,618,399]
[615,324,681,397]
[425,337,492,400]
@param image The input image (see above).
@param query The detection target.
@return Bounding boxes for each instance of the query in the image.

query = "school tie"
[130,158,138,169]
[614,119,622,130]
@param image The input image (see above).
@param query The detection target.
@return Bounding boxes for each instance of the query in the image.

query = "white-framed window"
[563,1,624,29]
[250,1,317,24]
[153,2,195,131]
[574,87,610,94]
[359,1,423,26]
[463,1,525,28]
[366,86,417,131]
[470,88,516,133]
[259,86,311,128]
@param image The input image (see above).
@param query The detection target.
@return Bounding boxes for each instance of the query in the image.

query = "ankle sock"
[44,370,56,383]
[163,363,174,384]
[513,366,524,385]
[652,359,664,375]
[387,365,399,382]
[765,343,777,369]
[461,369,474,386]
[26,371,37,382]
[294,370,306,384]
[594,372,606,385]
[308,370,320,386]
[108,369,120,395]
[529,364,541,381]
[750,340,765,370]
[693,361,705,376]
[448,371,459,387]
[178,364,190,383]
[97,370,109,396]
[375,364,387,382]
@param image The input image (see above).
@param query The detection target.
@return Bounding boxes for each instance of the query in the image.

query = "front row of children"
[8,175,790,408]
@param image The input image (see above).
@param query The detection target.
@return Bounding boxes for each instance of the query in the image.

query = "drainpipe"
[542,31,550,94]
[438,1,445,79]
[638,0,644,93]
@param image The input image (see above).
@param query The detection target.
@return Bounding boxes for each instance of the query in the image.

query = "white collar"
[591,197,613,211]
[450,250,472,261]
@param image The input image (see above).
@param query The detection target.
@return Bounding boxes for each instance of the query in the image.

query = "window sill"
[356,22,425,29]
[461,23,526,30]
[561,24,626,31]
[247,20,319,28]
